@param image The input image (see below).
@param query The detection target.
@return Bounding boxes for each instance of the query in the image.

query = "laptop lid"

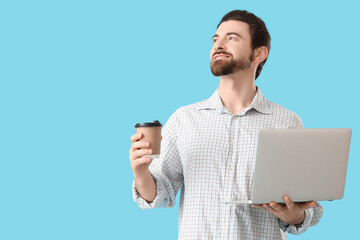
[249,128,351,204]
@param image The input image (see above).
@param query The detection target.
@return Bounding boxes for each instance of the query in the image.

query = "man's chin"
[211,69,233,76]
[210,63,233,76]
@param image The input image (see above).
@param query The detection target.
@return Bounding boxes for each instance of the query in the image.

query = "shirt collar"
[197,86,272,115]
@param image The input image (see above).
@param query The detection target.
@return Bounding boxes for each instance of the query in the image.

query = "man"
[129,10,323,239]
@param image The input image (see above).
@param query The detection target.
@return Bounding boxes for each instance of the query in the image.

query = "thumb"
[298,201,316,210]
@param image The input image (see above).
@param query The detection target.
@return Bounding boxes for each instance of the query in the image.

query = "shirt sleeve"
[132,111,184,209]
[288,111,305,129]
[278,111,324,234]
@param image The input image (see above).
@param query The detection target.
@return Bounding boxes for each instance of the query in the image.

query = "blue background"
[1,0,359,239]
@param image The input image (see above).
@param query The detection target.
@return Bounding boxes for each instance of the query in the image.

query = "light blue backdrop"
[1,0,359,239]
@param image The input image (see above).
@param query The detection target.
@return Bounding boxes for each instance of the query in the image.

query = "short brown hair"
[218,10,271,79]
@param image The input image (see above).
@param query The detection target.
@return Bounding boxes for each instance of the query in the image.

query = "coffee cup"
[135,120,162,159]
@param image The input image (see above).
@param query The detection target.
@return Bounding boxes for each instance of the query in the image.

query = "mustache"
[213,51,232,58]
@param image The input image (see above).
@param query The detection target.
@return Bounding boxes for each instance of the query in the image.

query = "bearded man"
[129,10,323,240]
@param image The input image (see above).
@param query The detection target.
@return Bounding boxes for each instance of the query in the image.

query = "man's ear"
[253,46,269,64]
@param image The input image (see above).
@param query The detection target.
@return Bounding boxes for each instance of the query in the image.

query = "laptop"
[225,128,352,204]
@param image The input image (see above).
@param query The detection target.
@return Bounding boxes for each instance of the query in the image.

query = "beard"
[210,52,254,76]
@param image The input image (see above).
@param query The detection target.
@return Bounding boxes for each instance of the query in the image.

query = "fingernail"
[145,142,149,146]
[148,149,152,153]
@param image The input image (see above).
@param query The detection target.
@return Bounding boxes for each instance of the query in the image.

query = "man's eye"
[229,36,236,40]
[213,39,218,43]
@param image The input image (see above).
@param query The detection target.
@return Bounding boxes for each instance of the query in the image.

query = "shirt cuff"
[132,174,170,209]
[279,207,314,235]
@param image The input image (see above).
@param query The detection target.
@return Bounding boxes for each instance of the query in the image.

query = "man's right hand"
[129,133,157,203]
[129,133,153,178]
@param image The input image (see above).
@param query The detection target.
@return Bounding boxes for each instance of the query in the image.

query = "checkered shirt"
[133,87,324,239]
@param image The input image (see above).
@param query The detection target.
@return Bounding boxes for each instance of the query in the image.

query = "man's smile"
[213,54,232,60]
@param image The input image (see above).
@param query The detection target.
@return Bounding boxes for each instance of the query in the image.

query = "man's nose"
[214,38,226,50]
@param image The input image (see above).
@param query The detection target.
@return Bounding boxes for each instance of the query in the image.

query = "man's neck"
[218,70,257,115]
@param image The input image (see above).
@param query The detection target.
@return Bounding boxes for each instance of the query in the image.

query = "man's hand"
[129,132,157,202]
[129,132,153,177]
[252,195,316,225]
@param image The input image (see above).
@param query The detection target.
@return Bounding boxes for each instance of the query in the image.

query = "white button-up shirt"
[133,87,323,239]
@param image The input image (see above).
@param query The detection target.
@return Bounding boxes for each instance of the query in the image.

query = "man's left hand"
[252,195,316,225]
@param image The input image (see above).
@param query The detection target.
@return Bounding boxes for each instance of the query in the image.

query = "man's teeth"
[215,55,230,59]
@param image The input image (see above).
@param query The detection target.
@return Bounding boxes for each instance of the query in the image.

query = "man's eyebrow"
[212,32,242,39]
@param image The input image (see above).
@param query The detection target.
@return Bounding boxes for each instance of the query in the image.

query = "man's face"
[210,20,254,76]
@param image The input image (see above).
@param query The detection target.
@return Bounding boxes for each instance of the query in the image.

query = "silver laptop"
[226,128,352,204]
